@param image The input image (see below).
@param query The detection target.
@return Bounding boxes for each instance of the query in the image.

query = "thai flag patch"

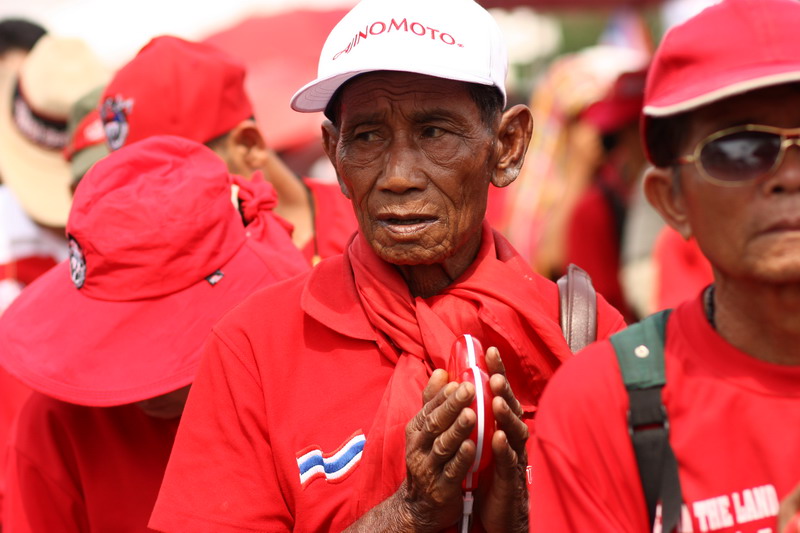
[296,431,366,488]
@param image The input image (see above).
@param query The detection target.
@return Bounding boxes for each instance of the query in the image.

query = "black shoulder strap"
[610,310,683,533]
[557,263,597,352]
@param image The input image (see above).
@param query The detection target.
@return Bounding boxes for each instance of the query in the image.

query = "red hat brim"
[0,239,274,406]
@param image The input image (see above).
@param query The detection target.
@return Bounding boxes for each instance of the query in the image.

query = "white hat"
[0,36,109,227]
[291,0,508,113]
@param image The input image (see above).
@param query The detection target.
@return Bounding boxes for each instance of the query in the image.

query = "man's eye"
[422,126,446,138]
[354,130,379,142]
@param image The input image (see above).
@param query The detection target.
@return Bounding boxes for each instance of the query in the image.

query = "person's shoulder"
[547,340,622,398]
[537,339,628,435]
[210,253,353,343]
[211,268,313,342]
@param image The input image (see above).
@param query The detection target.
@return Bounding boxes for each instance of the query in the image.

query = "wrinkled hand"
[477,347,529,533]
[402,369,478,532]
[778,482,800,533]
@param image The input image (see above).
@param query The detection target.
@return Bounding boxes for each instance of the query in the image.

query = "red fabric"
[301,177,358,263]
[232,172,295,237]
[530,295,800,532]
[653,225,713,311]
[0,256,57,285]
[0,369,31,528]
[348,223,576,516]
[0,257,55,529]
[4,392,179,532]
[150,226,624,532]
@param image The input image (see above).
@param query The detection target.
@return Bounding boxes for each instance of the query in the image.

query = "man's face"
[675,84,800,283]
[324,71,498,267]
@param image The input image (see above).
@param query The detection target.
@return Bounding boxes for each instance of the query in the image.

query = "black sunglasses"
[678,124,800,186]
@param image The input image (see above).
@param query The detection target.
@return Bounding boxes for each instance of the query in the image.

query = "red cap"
[643,0,800,162]
[581,68,647,135]
[100,35,253,150]
[0,135,297,406]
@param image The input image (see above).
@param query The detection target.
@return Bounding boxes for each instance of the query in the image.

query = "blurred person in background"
[0,30,105,532]
[618,174,666,319]
[0,18,50,312]
[100,35,356,265]
[530,1,800,531]
[62,85,108,192]
[496,45,649,281]
[565,67,649,322]
[0,135,308,532]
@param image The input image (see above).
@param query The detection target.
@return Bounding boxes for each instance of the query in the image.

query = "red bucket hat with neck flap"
[0,135,285,406]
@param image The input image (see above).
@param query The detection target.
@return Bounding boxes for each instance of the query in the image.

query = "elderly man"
[530,1,800,532]
[150,0,623,532]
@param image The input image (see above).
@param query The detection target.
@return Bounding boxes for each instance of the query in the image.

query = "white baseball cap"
[290,0,508,113]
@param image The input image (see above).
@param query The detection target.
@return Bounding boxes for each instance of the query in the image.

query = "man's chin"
[374,245,447,266]
[748,257,800,285]
[368,233,451,266]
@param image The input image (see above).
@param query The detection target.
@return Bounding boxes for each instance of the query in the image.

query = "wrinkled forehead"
[344,71,468,101]
[328,70,484,123]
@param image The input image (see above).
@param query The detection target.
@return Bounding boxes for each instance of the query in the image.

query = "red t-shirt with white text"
[530,295,800,533]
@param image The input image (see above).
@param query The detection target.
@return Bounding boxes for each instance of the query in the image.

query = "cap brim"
[291,67,497,113]
[644,68,800,117]
[0,74,73,228]
[0,239,273,406]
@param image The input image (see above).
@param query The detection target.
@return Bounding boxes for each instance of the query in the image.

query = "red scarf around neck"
[346,221,573,526]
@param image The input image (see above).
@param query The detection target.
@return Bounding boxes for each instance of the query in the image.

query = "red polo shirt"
[150,236,624,532]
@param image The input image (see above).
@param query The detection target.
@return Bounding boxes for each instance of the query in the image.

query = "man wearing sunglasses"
[529,0,800,532]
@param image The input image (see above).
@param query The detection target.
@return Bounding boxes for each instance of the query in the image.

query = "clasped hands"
[400,347,529,533]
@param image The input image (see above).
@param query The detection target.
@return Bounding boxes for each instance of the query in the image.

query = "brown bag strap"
[557,263,598,352]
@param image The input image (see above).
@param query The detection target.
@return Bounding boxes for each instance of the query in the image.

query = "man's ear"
[643,165,693,240]
[321,120,350,199]
[226,119,269,173]
[491,104,533,188]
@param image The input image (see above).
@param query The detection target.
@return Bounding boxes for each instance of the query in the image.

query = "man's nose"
[377,137,427,194]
